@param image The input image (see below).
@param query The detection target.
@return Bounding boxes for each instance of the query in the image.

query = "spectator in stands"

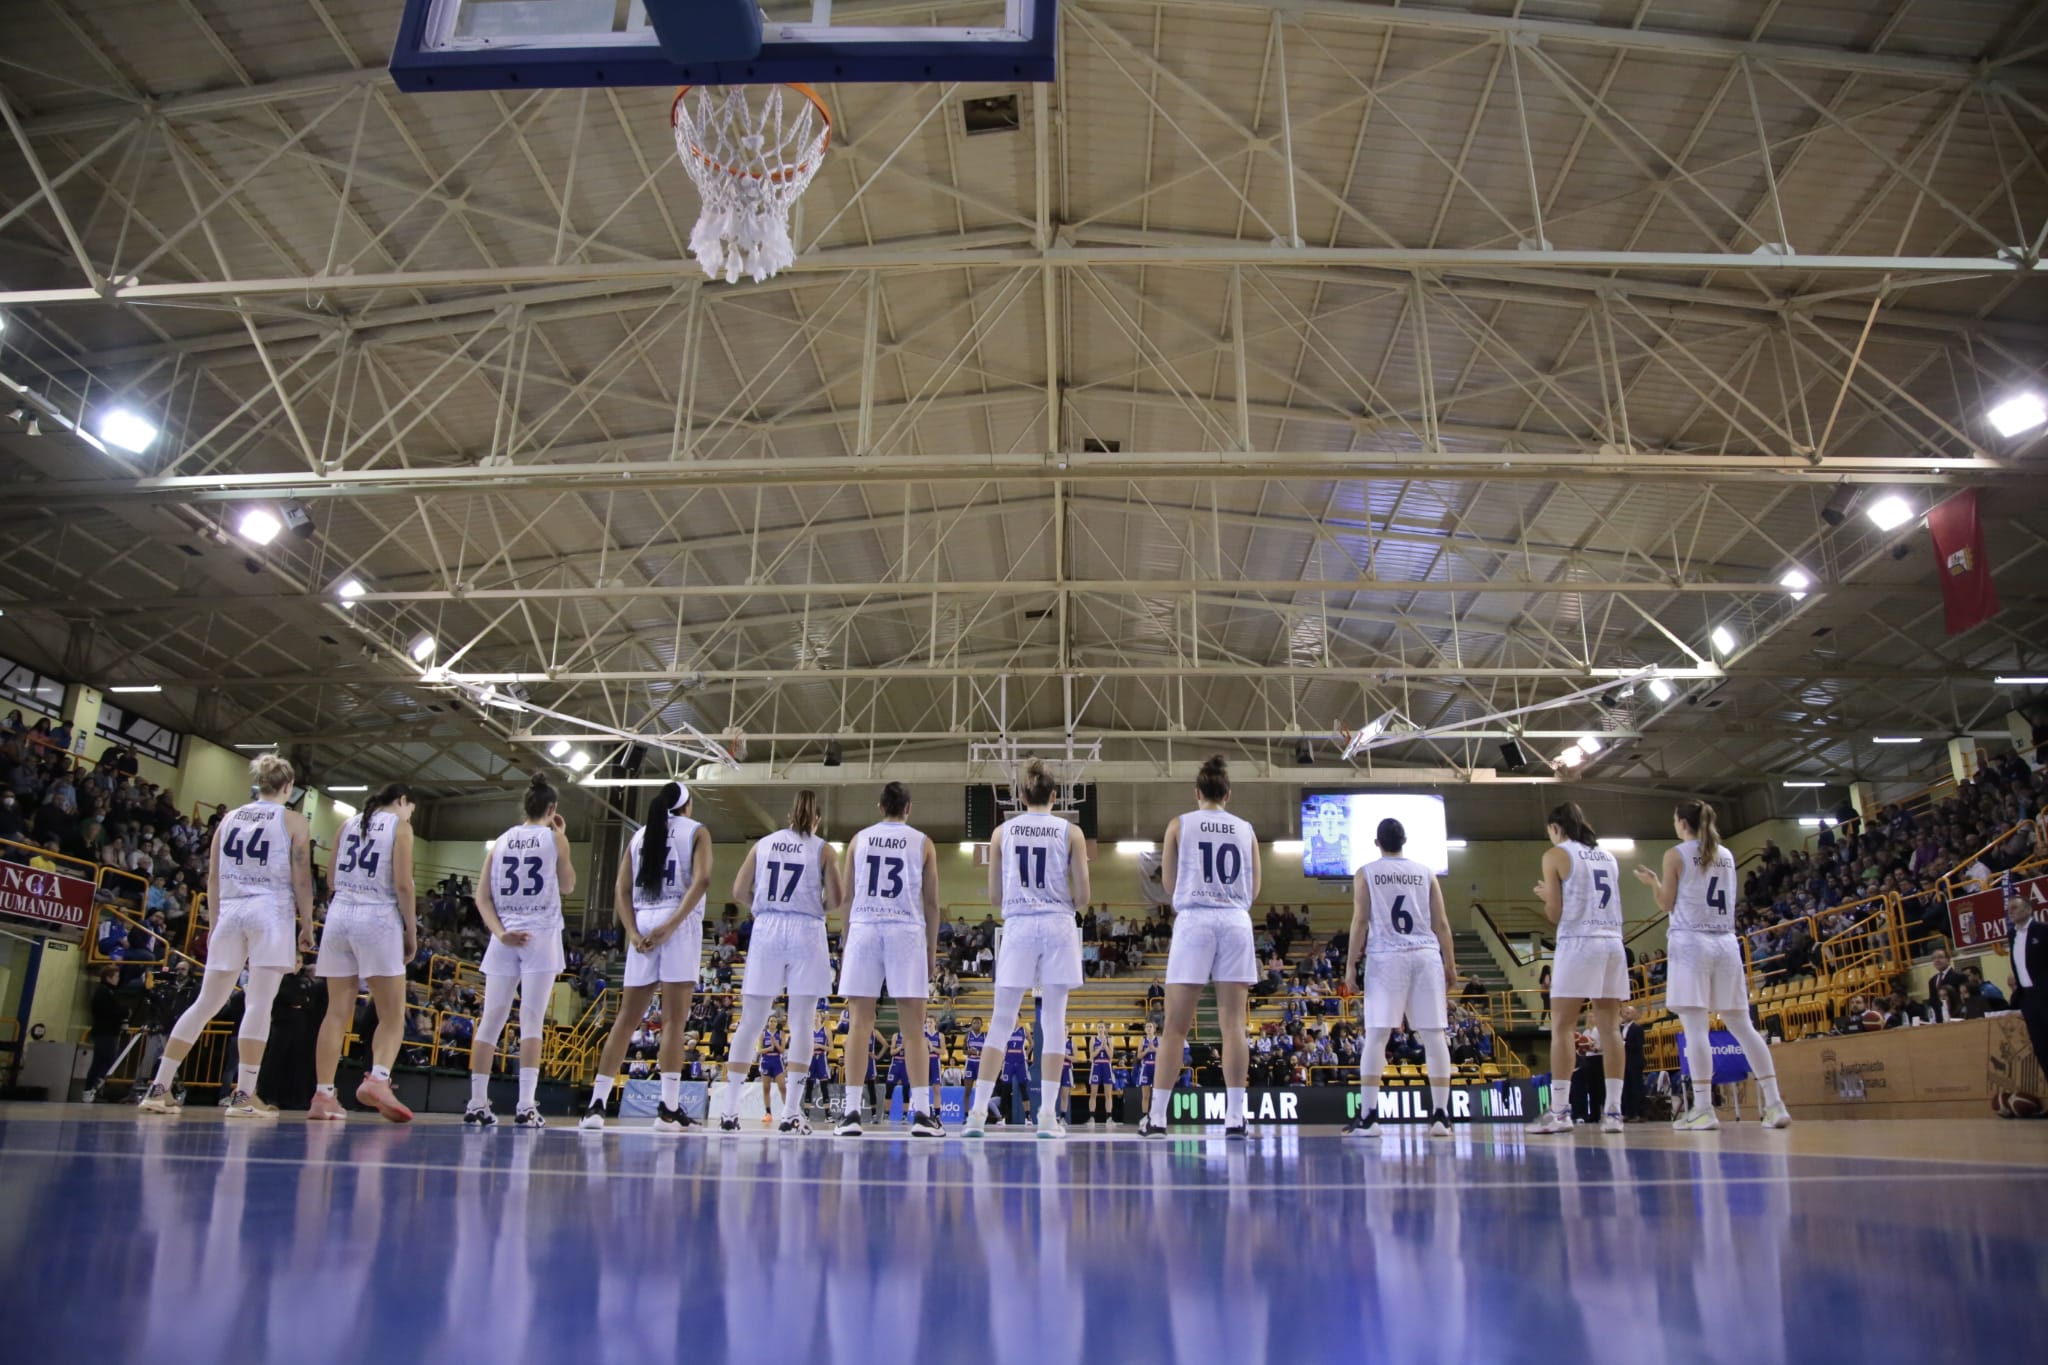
[1882,989,1924,1030]
[81,966,129,1102]
[1967,964,2006,1010]
[1926,948,1963,1011]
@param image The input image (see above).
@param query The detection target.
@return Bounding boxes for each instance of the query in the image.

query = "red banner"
[1925,488,1999,635]
[0,862,94,933]
[1947,874,2047,950]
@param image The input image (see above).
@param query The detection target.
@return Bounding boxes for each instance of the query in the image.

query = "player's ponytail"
[1546,800,1598,848]
[1021,759,1057,808]
[786,788,822,837]
[362,781,410,826]
[635,780,683,898]
[1677,799,1720,868]
[523,771,558,820]
[1195,754,1231,802]
[879,781,911,818]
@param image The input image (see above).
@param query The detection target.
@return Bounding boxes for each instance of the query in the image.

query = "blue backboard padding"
[390,0,1059,90]
[645,0,763,65]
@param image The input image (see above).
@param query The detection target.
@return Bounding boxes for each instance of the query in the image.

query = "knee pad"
[237,968,284,1042]
[1037,987,1071,1053]
[478,974,518,1045]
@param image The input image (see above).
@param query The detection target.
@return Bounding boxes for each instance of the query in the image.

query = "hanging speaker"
[1498,740,1528,771]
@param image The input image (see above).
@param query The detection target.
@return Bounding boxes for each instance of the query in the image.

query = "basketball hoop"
[670,84,832,285]
[724,729,750,764]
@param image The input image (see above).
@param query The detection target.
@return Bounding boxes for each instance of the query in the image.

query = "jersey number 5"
[1592,869,1613,909]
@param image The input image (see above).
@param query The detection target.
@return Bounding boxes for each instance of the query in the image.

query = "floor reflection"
[0,1116,2041,1365]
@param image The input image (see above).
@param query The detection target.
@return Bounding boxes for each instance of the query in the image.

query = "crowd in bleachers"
[1736,749,2044,983]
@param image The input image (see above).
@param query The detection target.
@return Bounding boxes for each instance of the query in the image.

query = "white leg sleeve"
[782,995,819,1110]
[518,969,556,1042]
[985,986,1028,1056]
[478,973,518,1050]
[236,967,285,1043]
[1419,1027,1452,1079]
[725,993,778,1071]
[1722,1012,1777,1079]
[1037,986,1070,1056]
[1360,1027,1392,1081]
[1676,1007,1715,1105]
[169,969,242,1046]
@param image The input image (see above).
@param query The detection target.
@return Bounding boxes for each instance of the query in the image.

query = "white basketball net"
[671,85,831,285]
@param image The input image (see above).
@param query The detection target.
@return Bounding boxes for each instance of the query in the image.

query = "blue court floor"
[1,1105,2043,1364]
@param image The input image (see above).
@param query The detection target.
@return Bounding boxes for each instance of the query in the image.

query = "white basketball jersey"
[997,813,1074,917]
[332,809,398,905]
[1557,842,1623,938]
[216,801,292,903]
[1360,855,1440,951]
[847,821,927,926]
[751,828,827,919]
[488,823,562,931]
[627,814,701,911]
[1671,838,1737,934]
[1173,809,1256,914]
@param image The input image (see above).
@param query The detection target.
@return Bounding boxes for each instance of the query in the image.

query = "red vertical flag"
[1925,488,1999,635]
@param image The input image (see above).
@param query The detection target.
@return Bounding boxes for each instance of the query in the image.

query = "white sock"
[1226,1086,1246,1123]
[911,1086,931,1114]
[469,1071,489,1107]
[1148,1088,1171,1124]
[1429,1078,1450,1113]
[518,1066,539,1110]
[1604,1077,1622,1114]
[1358,1079,1380,1114]
[781,1081,806,1120]
[370,1064,391,1082]
[722,1073,745,1117]
[844,1089,862,1117]
[661,1072,681,1111]
[152,1056,181,1089]
[971,1079,996,1118]
[590,1073,615,1106]
[1554,1078,1572,1115]
[237,1063,261,1097]
[316,1083,336,1098]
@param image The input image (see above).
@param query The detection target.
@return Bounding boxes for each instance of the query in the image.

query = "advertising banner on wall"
[1947,875,2045,951]
[1166,1081,1534,1126]
[0,863,94,934]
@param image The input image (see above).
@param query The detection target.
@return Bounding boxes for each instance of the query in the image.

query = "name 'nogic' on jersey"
[751,829,827,919]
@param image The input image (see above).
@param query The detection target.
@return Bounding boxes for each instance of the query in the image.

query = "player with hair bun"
[467,773,576,1129]
[963,759,1091,1139]
[1529,801,1627,1135]
[1142,755,1260,1138]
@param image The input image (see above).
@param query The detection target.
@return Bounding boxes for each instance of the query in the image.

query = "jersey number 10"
[1197,840,1242,885]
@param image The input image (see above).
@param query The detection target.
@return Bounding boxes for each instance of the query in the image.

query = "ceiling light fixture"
[232,742,278,750]
[565,750,590,770]
[1782,781,1827,788]
[1596,837,1635,852]
[407,632,437,663]
[108,684,162,694]
[1779,567,1812,600]
[1647,677,1674,702]
[331,800,357,818]
[1115,840,1156,854]
[1797,816,1828,827]
[1710,624,1737,655]
[1445,839,1468,850]
[1873,736,1922,744]
[1994,676,2048,685]
[328,785,367,793]
[1576,734,1604,755]
[336,578,367,606]
[1866,494,1913,531]
[236,507,283,545]
[1986,393,2047,438]
[97,407,159,454]
[1555,744,1585,769]
[1272,840,1305,855]
[547,740,571,759]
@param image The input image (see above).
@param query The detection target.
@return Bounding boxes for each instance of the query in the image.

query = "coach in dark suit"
[2009,896,2048,1081]
[1618,1005,1647,1121]
[1926,948,1964,1014]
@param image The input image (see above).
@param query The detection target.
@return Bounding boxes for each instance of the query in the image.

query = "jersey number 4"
[1706,875,1728,918]
[863,855,905,898]
[336,831,379,877]
[222,826,272,866]
[498,855,544,897]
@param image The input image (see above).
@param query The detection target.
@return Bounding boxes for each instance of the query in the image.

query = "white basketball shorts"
[995,913,1084,989]
[315,901,406,980]
[623,904,703,987]
[207,899,297,973]
[1550,936,1629,1001]
[1165,910,1257,986]
[1363,948,1449,1030]
[1664,930,1747,1012]
[739,911,834,998]
[838,921,929,1000]
[481,926,566,979]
